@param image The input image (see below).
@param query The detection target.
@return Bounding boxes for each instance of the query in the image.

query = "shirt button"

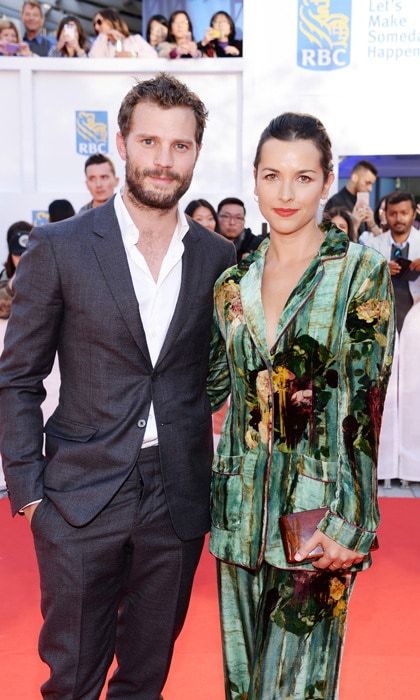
[137,419,146,428]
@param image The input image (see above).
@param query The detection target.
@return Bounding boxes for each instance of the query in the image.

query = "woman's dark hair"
[322,206,355,242]
[4,220,32,278]
[95,8,130,38]
[254,112,333,182]
[210,11,235,41]
[185,198,219,232]
[146,14,168,43]
[167,10,194,42]
[374,195,388,228]
[56,15,89,53]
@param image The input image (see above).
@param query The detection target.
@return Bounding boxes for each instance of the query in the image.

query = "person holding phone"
[157,10,202,58]
[199,11,242,57]
[89,8,156,58]
[207,113,394,699]
[0,19,31,56]
[48,16,89,58]
[324,159,378,238]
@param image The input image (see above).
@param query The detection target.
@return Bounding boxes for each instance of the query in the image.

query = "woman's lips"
[273,208,299,217]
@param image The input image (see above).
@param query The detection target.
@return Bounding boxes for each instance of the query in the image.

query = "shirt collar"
[387,227,416,248]
[114,189,189,247]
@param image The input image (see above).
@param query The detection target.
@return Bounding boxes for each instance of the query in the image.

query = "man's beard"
[125,157,193,210]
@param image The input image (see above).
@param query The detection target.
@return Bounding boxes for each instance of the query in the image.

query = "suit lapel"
[154,225,202,369]
[91,199,152,368]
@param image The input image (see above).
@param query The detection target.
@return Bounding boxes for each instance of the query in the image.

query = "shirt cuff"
[19,499,42,514]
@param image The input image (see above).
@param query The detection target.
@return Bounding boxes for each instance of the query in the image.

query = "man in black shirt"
[324,160,378,236]
[217,197,265,261]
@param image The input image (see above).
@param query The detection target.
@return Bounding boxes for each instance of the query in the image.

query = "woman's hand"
[106,29,124,45]
[177,39,200,56]
[224,44,240,56]
[294,529,366,569]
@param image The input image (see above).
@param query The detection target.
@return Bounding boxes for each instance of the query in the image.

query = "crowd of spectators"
[0,2,243,58]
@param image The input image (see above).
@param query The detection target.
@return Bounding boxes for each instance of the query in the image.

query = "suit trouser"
[31,446,204,700]
[217,560,356,700]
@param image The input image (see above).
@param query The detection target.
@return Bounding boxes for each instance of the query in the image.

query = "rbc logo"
[76,111,108,155]
[32,210,49,226]
[297,0,351,71]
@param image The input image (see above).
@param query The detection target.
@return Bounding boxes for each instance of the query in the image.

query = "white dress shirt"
[114,190,189,446]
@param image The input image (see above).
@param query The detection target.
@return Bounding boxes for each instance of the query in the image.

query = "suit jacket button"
[137,419,146,428]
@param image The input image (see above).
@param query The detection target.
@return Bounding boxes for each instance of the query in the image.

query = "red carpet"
[0,497,419,699]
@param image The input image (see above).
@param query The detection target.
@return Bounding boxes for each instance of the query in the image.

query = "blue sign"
[297,0,351,71]
[76,111,108,155]
[32,210,49,226]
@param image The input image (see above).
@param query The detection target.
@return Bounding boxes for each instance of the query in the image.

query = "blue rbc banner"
[297,0,351,71]
[76,111,108,155]
[32,210,49,226]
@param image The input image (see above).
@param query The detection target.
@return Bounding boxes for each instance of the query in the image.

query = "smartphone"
[356,191,370,209]
[1,42,21,54]
[64,23,76,39]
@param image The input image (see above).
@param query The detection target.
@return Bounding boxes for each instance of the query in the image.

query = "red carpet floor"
[1,497,419,699]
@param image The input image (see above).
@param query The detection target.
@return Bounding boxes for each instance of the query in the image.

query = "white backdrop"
[1,0,420,256]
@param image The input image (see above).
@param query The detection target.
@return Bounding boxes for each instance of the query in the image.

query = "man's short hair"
[118,72,208,147]
[21,1,43,15]
[385,190,416,211]
[84,154,116,176]
[217,197,246,215]
[351,160,378,177]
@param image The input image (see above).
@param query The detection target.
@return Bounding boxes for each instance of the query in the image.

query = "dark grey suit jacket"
[0,198,235,539]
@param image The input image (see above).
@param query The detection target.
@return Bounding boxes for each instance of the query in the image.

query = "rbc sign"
[76,111,108,155]
[32,210,49,226]
[297,0,351,71]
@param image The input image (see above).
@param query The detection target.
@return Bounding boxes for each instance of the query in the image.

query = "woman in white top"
[89,8,156,59]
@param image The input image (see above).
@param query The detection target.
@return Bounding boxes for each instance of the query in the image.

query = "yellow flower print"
[356,299,390,324]
[328,576,346,602]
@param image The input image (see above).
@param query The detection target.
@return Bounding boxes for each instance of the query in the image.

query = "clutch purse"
[279,507,379,564]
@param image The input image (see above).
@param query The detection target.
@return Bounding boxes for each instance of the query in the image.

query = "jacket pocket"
[211,455,243,531]
[44,415,98,442]
[290,454,337,512]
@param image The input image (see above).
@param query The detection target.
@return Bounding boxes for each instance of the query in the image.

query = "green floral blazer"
[207,228,395,571]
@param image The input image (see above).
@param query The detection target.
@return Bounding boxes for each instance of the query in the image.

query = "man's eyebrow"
[134,133,194,144]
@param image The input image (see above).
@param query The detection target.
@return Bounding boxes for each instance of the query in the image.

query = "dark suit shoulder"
[186,217,236,256]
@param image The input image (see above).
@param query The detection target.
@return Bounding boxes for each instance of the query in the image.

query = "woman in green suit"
[208,113,395,699]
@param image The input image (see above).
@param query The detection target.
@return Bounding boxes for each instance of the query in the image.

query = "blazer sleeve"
[0,227,63,514]
[317,258,395,553]
[207,275,231,413]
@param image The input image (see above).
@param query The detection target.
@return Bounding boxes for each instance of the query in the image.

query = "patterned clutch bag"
[279,507,379,564]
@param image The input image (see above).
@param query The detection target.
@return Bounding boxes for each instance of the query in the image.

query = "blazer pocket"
[211,455,243,531]
[44,415,98,442]
[290,454,337,512]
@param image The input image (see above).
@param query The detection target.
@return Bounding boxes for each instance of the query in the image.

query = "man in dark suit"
[0,74,235,699]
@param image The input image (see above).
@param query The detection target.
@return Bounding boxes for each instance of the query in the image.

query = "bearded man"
[0,73,235,699]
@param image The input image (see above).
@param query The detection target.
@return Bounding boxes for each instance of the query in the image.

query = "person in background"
[89,8,156,58]
[199,11,242,57]
[322,205,356,241]
[0,19,31,56]
[157,10,201,59]
[21,0,54,56]
[217,196,265,260]
[208,112,394,700]
[185,198,219,232]
[1,221,32,282]
[324,159,378,236]
[48,199,75,222]
[79,154,119,213]
[146,13,168,48]
[48,16,89,57]
[0,229,30,319]
[364,191,420,333]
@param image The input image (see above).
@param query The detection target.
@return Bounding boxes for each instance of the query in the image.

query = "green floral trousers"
[217,561,356,700]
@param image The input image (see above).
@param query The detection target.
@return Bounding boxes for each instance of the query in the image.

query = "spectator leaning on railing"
[21,0,55,56]
[0,19,31,56]
[199,11,242,57]
[49,16,89,58]
[146,14,169,48]
[157,10,202,58]
[89,8,156,58]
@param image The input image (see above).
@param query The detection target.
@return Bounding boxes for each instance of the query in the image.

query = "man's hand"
[294,529,366,570]
[23,502,41,524]
[388,260,401,276]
